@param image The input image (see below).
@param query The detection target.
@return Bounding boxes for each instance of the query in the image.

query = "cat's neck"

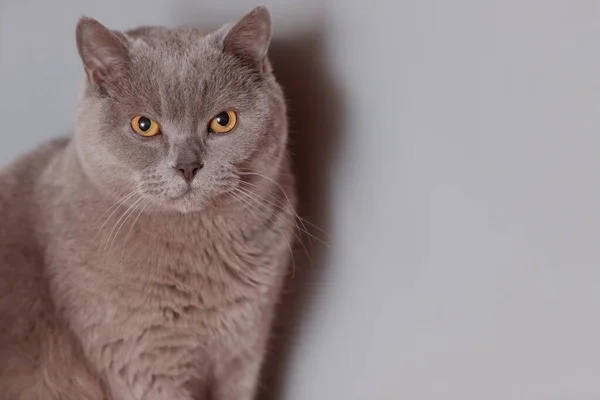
[135,208,239,244]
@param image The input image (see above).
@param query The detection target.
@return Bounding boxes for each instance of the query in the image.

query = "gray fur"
[0,6,296,400]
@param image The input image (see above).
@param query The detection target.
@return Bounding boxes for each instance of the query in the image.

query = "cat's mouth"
[140,179,194,203]
[170,186,192,200]
[139,176,218,212]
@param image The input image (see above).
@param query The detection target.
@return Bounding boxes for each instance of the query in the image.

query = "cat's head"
[73,6,287,212]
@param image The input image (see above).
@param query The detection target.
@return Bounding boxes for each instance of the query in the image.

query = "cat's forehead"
[123,27,222,88]
[125,26,208,48]
[110,26,263,121]
[126,27,242,84]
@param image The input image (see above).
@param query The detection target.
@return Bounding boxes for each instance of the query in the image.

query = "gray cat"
[0,6,297,400]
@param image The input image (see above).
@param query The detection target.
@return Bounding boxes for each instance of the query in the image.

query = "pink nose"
[174,162,203,182]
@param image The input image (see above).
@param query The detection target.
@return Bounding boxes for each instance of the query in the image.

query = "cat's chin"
[154,190,217,213]
[160,190,236,214]
[146,195,205,213]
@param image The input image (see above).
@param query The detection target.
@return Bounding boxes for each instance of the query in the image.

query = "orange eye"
[208,110,237,133]
[131,115,161,137]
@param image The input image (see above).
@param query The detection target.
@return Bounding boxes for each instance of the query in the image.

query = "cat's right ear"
[76,17,130,86]
[220,6,272,73]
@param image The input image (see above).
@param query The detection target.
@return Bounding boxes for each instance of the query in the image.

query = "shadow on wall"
[171,5,345,398]
[258,32,343,400]
[258,31,345,399]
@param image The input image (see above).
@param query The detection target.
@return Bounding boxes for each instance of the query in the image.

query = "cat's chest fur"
[46,209,286,395]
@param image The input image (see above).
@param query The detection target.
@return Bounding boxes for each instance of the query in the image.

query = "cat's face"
[74,7,287,212]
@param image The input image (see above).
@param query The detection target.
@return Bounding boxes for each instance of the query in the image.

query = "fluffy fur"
[0,6,296,400]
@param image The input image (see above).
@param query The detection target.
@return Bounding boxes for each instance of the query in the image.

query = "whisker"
[102,196,146,260]
[119,196,150,267]
[236,179,328,242]
[239,167,329,247]
[232,187,313,268]
[234,184,328,248]
[108,196,148,282]
[94,190,141,240]
[236,180,307,234]
[229,190,297,277]
[94,189,140,227]
[237,178,328,237]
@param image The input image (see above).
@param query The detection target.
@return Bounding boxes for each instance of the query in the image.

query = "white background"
[2,0,600,399]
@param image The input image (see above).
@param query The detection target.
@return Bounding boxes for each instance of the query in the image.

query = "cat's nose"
[174,162,203,182]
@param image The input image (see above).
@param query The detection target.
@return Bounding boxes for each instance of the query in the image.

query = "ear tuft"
[222,6,272,72]
[76,17,129,85]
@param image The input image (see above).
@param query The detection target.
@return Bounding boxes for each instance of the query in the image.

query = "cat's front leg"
[211,354,264,400]
[104,367,196,400]
[109,383,194,400]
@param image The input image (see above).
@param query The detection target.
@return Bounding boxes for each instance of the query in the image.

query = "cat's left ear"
[76,17,130,86]
[221,6,272,73]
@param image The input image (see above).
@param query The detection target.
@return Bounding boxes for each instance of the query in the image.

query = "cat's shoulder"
[0,137,70,203]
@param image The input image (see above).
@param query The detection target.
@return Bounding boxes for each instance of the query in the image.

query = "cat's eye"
[131,115,161,137]
[208,110,237,134]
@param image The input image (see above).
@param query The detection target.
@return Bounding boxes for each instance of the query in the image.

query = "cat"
[0,6,296,400]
